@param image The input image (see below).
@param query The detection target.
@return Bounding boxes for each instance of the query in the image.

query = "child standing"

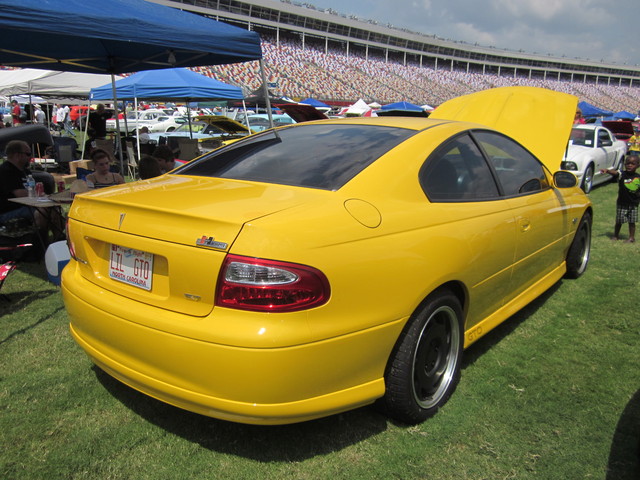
[601,154,640,242]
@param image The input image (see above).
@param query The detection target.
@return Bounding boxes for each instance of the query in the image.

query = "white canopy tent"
[0,69,122,100]
[345,98,372,116]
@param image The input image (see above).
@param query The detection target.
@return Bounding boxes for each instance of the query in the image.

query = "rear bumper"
[62,265,403,425]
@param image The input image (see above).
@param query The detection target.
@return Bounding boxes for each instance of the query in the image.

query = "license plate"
[109,244,153,290]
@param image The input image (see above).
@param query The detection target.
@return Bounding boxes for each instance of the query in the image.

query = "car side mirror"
[554,171,578,188]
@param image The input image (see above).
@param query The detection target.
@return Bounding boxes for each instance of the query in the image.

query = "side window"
[473,131,549,196]
[420,133,499,201]
[597,129,612,147]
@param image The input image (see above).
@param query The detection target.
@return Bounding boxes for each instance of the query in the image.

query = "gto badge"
[196,236,228,250]
[118,213,126,230]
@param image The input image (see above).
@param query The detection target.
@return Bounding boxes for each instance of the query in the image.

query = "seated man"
[0,140,63,239]
[0,140,35,224]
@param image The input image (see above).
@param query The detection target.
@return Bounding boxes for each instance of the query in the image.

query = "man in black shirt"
[85,103,111,156]
[0,140,33,223]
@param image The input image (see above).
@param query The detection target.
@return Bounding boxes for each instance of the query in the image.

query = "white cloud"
[308,0,640,65]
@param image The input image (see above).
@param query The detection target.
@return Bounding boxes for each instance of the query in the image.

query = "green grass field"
[1,181,638,480]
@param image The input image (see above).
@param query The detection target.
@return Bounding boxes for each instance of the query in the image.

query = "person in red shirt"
[11,100,22,125]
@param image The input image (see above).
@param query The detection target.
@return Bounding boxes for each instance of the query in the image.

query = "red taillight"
[216,254,330,312]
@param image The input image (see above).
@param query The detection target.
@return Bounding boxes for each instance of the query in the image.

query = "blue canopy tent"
[300,98,331,109]
[91,68,243,145]
[578,101,613,118]
[613,110,636,120]
[380,101,424,112]
[378,101,428,117]
[0,0,266,168]
[90,68,243,102]
[0,0,261,74]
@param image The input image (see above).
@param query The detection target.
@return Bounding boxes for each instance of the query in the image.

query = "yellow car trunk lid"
[68,175,323,316]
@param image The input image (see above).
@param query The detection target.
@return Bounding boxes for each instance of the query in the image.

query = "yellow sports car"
[62,87,592,425]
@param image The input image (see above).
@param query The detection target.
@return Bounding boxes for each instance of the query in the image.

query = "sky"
[306,0,640,67]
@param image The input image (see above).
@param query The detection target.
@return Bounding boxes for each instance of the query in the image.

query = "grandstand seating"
[193,35,640,113]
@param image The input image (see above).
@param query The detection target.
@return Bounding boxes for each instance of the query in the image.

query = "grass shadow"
[92,366,388,461]
[462,282,561,368]
[607,388,640,480]
[0,301,64,345]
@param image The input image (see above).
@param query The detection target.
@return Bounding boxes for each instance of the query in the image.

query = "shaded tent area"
[0,0,265,171]
[578,101,613,118]
[91,68,245,160]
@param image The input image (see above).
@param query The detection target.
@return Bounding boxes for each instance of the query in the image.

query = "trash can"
[45,240,70,285]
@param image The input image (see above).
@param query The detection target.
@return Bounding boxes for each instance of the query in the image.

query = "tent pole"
[111,74,124,174]
[258,59,273,129]
[135,97,140,160]
[81,96,90,159]
[187,99,192,139]
[242,100,251,131]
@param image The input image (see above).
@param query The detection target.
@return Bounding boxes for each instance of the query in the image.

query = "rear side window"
[420,133,500,201]
[473,131,549,196]
[177,124,414,190]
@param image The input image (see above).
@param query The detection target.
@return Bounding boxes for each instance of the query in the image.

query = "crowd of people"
[192,36,640,114]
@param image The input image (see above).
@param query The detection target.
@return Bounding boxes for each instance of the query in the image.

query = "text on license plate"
[109,244,153,290]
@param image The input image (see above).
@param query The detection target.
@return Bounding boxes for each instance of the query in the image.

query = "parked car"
[147,115,189,133]
[70,105,91,128]
[147,115,252,152]
[561,124,627,193]
[106,109,169,135]
[62,87,592,426]
[245,114,295,132]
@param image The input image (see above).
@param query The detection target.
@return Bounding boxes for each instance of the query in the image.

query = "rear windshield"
[176,123,414,190]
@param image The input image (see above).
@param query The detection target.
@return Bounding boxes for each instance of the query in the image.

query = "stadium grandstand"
[140,1,640,113]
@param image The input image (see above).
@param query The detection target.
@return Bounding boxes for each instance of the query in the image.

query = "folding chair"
[126,141,139,179]
[176,138,200,161]
[53,136,79,173]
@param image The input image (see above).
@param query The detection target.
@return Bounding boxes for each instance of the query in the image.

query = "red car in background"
[69,105,92,128]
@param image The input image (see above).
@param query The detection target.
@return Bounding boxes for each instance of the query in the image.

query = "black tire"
[565,212,592,279]
[380,289,463,424]
[581,165,594,193]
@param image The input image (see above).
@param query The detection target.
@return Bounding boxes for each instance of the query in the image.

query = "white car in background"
[147,115,189,133]
[561,124,627,193]
[106,109,173,135]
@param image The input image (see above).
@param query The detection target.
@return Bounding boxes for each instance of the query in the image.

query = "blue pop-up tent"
[90,68,243,101]
[300,97,331,108]
[0,0,262,74]
[578,101,613,118]
[380,101,425,112]
[91,68,244,143]
[613,110,636,120]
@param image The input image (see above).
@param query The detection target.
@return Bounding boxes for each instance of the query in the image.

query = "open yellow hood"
[431,86,577,172]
